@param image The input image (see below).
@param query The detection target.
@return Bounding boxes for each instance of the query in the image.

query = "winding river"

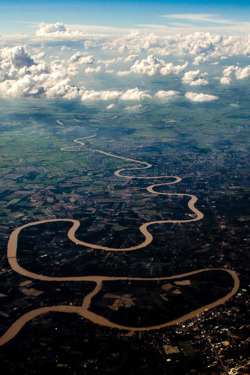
[0,131,240,346]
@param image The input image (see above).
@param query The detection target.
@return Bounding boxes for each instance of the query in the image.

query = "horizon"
[1,0,250,36]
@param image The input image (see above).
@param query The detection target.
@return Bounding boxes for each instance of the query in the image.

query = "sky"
[1,0,250,35]
[0,0,249,103]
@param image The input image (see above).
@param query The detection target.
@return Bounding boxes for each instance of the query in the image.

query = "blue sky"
[0,0,250,101]
[1,0,250,35]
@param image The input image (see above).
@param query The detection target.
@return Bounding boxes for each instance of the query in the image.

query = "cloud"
[5,22,250,58]
[81,90,121,101]
[36,22,67,36]
[120,88,152,100]
[125,55,139,62]
[220,64,250,83]
[159,14,250,34]
[80,87,151,102]
[185,92,218,102]
[32,51,46,61]
[130,55,188,76]
[116,70,130,76]
[155,90,179,101]
[125,104,143,111]
[102,32,161,54]
[235,66,250,79]
[35,22,87,39]
[31,18,250,39]
[97,55,138,69]
[162,13,231,25]
[1,46,34,69]
[1,28,249,104]
[188,78,209,86]
[220,77,231,84]
[69,52,94,64]
[182,70,209,86]
[85,66,102,73]
[67,23,133,35]
[106,103,115,109]
[0,45,81,99]
[223,65,236,77]
[97,57,123,67]
[193,55,209,65]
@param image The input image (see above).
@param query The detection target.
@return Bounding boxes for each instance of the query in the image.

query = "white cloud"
[220,64,250,84]
[32,18,250,37]
[36,22,67,36]
[235,66,250,79]
[97,54,138,70]
[4,22,250,58]
[1,46,34,69]
[159,14,250,34]
[85,66,102,73]
[102,32,160,54]
[32,51,46,61]
[80,87,151,102]
[223,65,235,77]
[155,90,179,101]
[185,92,218,102]
[69,52,94,64]
[0,45,81,99]
[120,88,152,100]
[125,54,139,62]
[220,77,231,84]
[1,28,249,103]
[182,70,209,86]
[80,55,95,64]
[193,55,209,65]
[35,22,87,39]
[81,90,121,101]
[125,104,143,111]
[106,103,115,109]
[116,70,130,76]
[183,69,199,82]
[101,30,247,57]
[97,57,123,67]
[162,13,231,25]
[130,55,188,76]
[67,23,133,35]
[189,78,209,86]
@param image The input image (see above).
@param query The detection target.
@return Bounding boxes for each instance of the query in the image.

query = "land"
[0,96,249,374]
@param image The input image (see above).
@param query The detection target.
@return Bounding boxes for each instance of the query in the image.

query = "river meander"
[0,130,240,346]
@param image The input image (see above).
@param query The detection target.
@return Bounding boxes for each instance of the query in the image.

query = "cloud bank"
[0,24,249,104]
